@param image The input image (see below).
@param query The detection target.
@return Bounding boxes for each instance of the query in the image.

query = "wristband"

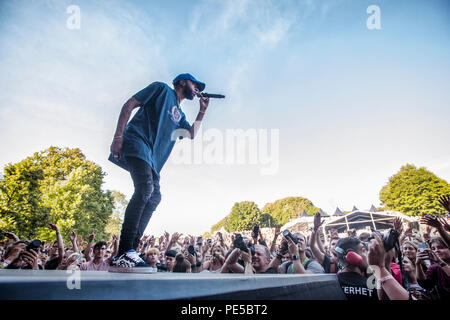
[199,110,206,114]
[440,262,448,268]
[379,275,394,286]
[2,259,12,268]
[56,231,60,235]
[291,255,299,261]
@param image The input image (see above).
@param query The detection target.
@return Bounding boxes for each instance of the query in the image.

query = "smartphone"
[418,242,431,266]
[252,223,259,237]
[197,236,203,245]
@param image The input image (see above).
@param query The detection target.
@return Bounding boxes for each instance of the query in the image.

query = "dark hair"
[358,232,371,242]
[93,241,107,251]
[429,237,447,248]
[165,249,177,257]
[335,237,362,263]
[172,253,190,273]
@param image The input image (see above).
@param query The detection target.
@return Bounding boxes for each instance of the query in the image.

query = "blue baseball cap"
[172,73,205,92]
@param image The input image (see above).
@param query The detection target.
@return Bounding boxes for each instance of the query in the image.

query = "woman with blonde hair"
[402,239,419,263]
[203,244,226,272]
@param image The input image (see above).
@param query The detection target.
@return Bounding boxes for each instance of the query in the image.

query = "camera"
[233,234,254,255]
[370,228,400,251]
[282,230,298,244]
[187,245,196,256]
[26,239,44,252]
[233,234,247,251]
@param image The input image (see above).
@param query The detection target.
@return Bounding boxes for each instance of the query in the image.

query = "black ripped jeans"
[117,157,161,256]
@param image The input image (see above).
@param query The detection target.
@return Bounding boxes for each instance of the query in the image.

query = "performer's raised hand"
[199,96,209,113]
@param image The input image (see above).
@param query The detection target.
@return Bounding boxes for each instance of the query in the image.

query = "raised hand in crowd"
[368,232,410,300]
[148,235,155,248]
[70,230,79,253]
[84,232,96,262]
[22,248,39,270]
[438,194,450,214]
[393,217,403,234]
[419,216,450,253]
[167,232,182,250]
[1,231,19,242]
[49,223,64,263]
[438,216,450,232]
[270,226,281,254]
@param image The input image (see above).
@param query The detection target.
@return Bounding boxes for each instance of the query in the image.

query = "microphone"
[197,93,225,99]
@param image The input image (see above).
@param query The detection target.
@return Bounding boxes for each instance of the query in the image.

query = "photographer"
[1,240,40,270]
[335,236,377,300]
[221,242,276,274]
[269,231,324,274]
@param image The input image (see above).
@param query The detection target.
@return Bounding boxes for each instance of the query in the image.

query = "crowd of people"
[1,195,449,300]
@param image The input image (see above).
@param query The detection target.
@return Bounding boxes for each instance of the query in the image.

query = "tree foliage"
[0,147,122,242]
[104,190,127,238]
[261,196,319,226]
[210,196,318,233]
[379,164,450,216]
[224,201,262,233]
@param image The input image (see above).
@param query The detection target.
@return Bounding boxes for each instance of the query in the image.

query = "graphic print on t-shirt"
[169,106,182,124]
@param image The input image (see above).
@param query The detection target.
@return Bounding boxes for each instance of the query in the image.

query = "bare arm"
[369,233,410,300]
[111,235,118,258]
[84,232,95,262]
[70,230,79,253]
[49,224,64,261]
[187,97,209,139]
[220,248,244,273]
[110,97,142,158]
[317,229,326,254]
[310,229,325,265]
[311,213,326,264]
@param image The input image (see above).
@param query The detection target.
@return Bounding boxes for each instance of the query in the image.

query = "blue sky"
[1,0,449,236]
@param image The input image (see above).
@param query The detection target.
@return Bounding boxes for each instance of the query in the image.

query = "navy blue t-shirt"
[109,82,191,177]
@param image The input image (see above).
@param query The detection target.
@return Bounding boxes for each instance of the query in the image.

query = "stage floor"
[0,270,346,300]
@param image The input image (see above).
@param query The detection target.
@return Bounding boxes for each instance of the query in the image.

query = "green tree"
[262,196,319,226]
[379,164,450,216]
[211,216,227,233]
[0,146,116,242]
[104,190,128,238]
[224,201,261,232]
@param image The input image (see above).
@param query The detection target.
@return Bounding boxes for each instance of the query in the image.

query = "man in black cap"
[108,74,209,272]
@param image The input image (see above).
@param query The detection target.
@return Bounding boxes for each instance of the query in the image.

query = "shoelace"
[126,252,143,263]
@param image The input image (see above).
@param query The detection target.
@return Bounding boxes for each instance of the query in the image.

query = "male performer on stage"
[108,73,209,272]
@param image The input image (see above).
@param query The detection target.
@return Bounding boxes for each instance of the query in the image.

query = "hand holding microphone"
[196,92,225,114]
